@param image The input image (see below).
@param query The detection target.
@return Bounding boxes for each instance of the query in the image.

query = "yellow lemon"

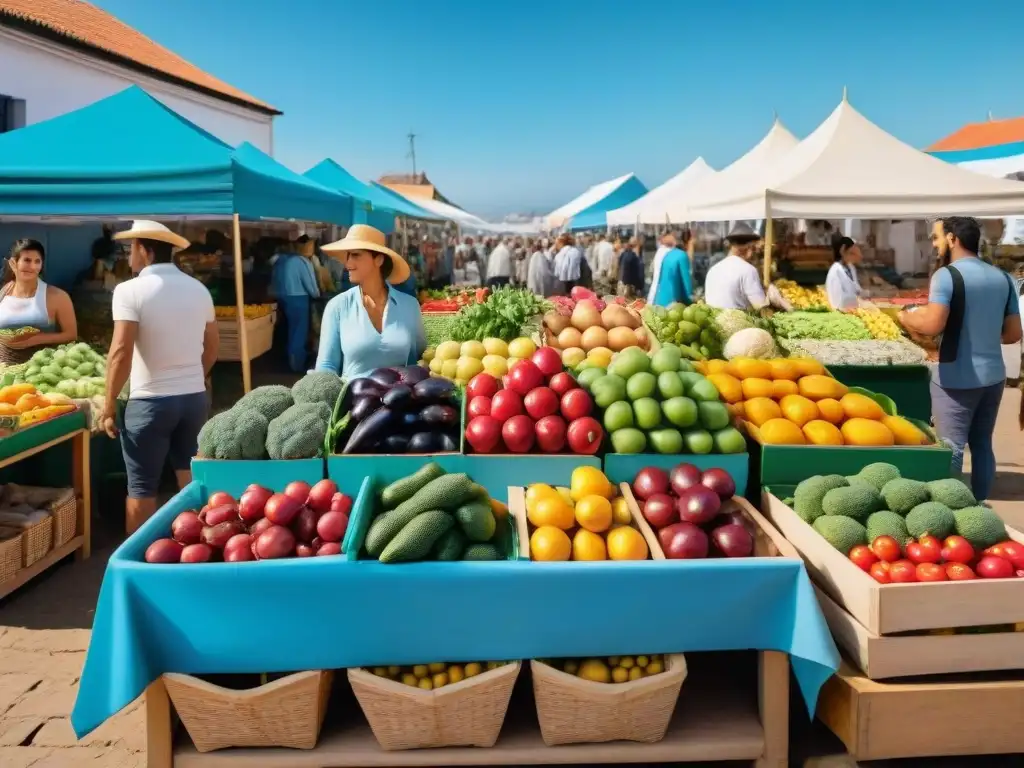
[460,340,487,360]
[482,337,509,357]
[455,356,484,381]
[530,526,572,561]
[577,659,611,683]
[575,495,613,533]
[508,337,537,359]
[440,359,459,379]
[561,347,586,367]
[611,496,632,525]
[570,466,614,501]
[528,494,575,530]
[555,486,574,506]
[481,354,508,378]
[606,526,649,560]
[586,347,614,368]
[572,529,608,560]
[435,340,461,361]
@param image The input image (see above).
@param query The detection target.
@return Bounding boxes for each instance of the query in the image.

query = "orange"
[572,529,608,561]
[816,398,845,424]
[707,373,742,403]
[575,495,613,533]
[610,496,632,525]
[792,357,825,377]
[759,418,806,445]
[606,526,649,560]
[797,374,847,401]
[768,359,801,381]
[525,483,556,510]
[841,418,895,447]
[570,466,614,501]
[771,379,798,399]
[779,394,820,427]
[731,358,772,380]
[531,526,572,561]
[740,377,774,399]
[743,396,782,427]
[840,392,885,420]
[802,420,844,446]
[528,494,575,530]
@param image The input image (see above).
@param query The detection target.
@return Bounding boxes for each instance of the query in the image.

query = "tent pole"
[232,214,252,393]
[762,216,774,288]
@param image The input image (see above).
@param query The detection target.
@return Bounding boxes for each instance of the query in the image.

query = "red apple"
[531,347,564,379]
[507,360,544,396]
[465,415,502,453]
[502,415,536,453]
[677,485,721,525]
[658,522,709,560]
[468,395,492,419]
[534,414,567,453]
[466,373,500,400]
[642,493,677,528]
[490,389,524,422]
[566,417,603,455]
[632,467,669,500]
[548,371,576,397]
[669,463,702,495]
[524,387,559,420]
[560,388,593,421]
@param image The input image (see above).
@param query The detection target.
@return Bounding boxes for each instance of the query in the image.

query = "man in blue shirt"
[900,217,1022,500]
[652,230,694,307]
[272,236,321,373]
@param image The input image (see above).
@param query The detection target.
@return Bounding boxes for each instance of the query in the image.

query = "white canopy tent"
[545,173,636,230]
[606,158,716,226]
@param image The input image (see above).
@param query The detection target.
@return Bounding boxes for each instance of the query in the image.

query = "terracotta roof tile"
[929,116,1024,152]
[0,0,277,113]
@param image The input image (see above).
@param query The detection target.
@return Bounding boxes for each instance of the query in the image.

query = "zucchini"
[380,462,445,510]
[379,510,454,563]
[392,473,479,519]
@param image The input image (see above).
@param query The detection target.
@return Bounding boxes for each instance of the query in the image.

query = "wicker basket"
[349,662,520,751]
[0,534,22,583]
[52,494,78,548]
[21,517,53,567]
[531,654,687,746]
[163,670,333,753]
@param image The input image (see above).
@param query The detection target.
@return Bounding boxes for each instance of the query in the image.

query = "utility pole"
[407,132,418,177]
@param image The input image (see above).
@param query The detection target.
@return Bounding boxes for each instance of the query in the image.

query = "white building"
[0,0,277,151]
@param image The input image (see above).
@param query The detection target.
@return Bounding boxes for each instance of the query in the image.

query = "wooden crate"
[762,490,1024,635]
[216,311,276,362]
[818,659,1024,761]
[815,585,1024,680]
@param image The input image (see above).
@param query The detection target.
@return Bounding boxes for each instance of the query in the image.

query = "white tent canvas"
[688,97,1024,221]
[545,173,636,229]
[664,119,799,222]
[606,158,715,226]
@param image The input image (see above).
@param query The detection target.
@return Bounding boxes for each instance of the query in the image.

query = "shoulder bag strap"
[938,265,965,364]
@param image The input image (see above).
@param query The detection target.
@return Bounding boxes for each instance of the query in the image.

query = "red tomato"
[566,417,603,455]
[848,545,878,572]
[464,415,502,453]
[869,561,891,584]
[466,373,500,400]
[507,360,545,396]
[548,371,577,397]
[467,395,492,420]
[523,387,559,420]
[888,559,918,583]
[490,389,524,422]
[560,388,593,421]
[906,536,941,565]
[945,562,976,581]
[987,541,1024,569]
[531,347,564,379]
[534,414,567,453]
[501,415,536,453]
[940,535,975,565]
[915,562,947,582]
[870,535,902,563]
[976,554,1015,579]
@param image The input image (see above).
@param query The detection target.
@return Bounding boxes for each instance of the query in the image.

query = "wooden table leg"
[755,650,789,768]
[146,678,173,768]
[72,430,91,560]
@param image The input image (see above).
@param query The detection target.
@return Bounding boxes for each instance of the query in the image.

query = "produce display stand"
[827,363,931,422]
[0,410,91,599]
[72,462,839,768]
[215,309,276,362]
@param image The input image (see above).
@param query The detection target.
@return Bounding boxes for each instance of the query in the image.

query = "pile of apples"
[630,463,754,559]
[144,479,353,564]
[464,347,604,455]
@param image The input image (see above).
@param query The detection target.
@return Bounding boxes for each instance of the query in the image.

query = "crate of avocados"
[348,660,520,750]
[762,474,1024,635]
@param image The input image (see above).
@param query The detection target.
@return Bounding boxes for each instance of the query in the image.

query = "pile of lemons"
[422,337,538,384]
[852,308,903,341]
[544,655,667,683]
[370,661,511,690]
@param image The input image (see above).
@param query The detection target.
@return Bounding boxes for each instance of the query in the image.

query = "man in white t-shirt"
[703,222,768,311]
[105,221,219,532]
[593,234,616,280]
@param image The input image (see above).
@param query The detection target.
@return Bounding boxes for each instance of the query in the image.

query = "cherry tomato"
[945,562,976,581]
[888,559,918,583]
[940,535,975,565]
[848,545,878,572]
[870,535,902,563]
[916,562,947,582]
[990,541,1024,570]
[869,561,892,584]
[906,535,942,564]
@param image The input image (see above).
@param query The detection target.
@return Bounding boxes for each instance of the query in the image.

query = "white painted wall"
[0,26,274,152]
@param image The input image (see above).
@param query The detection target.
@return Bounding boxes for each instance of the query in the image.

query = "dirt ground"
[2,387,1024,767]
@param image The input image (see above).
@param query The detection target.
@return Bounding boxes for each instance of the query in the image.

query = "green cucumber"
[379,510,454,563]
[380,462,446,510]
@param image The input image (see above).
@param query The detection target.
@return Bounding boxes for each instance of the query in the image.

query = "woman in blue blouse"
[315,225,426,379]
[652,229,696,307]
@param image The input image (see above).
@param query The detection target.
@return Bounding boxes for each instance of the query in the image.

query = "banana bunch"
[214,304,276,320]
[774,280,828,310]
[853,308,903,341]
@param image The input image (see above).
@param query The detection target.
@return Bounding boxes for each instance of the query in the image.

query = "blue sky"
[96,0,1024,218]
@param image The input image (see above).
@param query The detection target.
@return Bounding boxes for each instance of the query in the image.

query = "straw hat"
[112,220,190,251]
[321,224,411,285]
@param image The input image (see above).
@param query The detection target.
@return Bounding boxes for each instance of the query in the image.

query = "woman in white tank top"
[0,239,78,365]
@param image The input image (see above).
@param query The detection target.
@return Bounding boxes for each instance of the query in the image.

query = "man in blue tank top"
[899,217,1022,501]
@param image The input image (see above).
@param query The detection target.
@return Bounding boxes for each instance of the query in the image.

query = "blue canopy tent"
[0,85,354,390]
[567,174,648,231]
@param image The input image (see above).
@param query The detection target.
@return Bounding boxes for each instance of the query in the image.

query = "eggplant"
[342,408,395,454]
[350,395,382,423]
[368,367,401,388]
[382,434,411,453]
[438,433,459,452]
[397,365,431,386]
[349,378,386,399]
[401,412,420,429]
[413,377,455,401]
[407,431,446,453]
[382,384,413,409]
[420,404,458,426]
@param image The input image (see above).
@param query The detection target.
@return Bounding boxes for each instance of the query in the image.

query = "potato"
[255,525,296,559]
[171,511,203,545]
[316,542,342,556]
[249,517,274,537]
[223,534,255,562]
[316,511,349,544]
[201,520,245,549]
[180,543,215,563]
[203,504,239,527]
[145,538,184,564]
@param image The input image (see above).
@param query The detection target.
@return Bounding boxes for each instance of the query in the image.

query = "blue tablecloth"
[71,482,840,738]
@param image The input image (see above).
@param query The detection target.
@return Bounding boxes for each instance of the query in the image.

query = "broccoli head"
[266,402,331,459]
[235,385,293,421]
[291,372,344,408]
[197,407,269,460]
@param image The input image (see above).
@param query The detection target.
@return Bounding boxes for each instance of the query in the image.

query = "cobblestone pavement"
[2,388,1024,767]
